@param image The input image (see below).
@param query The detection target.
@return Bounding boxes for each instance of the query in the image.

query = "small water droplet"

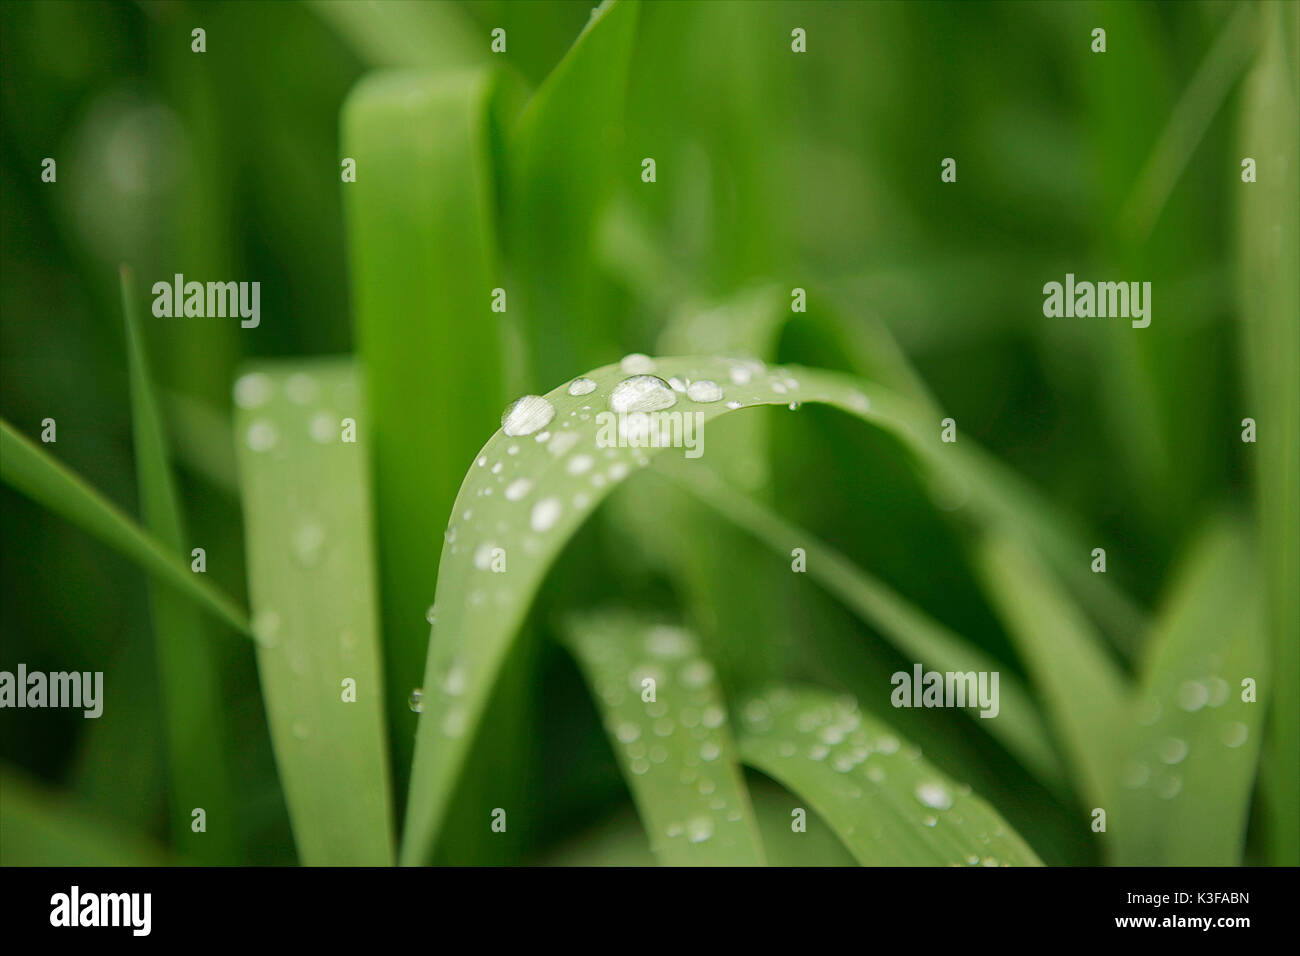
[1160,737,1188,764]
[686,816,714,843]
[233,372,273,409]
[616,722,641,743]
[1222,721,1248,748]
[729,365,752,385]
[425,604,437,624]
[788,401,801,411]
[501,395,555,436]
[309,412,334,444]
[567,454,593,475]
[292,521,326,568]
[246,420,278,452]
[285,372,319,405]
[686,380,723,403]
[1157,774,1182,799]
[568,377,598,396]
[504,478,532,501]
[408,688,424,713]
[1178,680,1209,712]
[725,400,742,410]
[252,609,281,648]
[530,497,562,532]
[630,757,650,775]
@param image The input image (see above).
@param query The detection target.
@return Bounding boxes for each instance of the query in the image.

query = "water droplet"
[915,781,953,810]
[568,377,597,396]
[530,497,562,532]
[504,478,532,501]
[700,742,720,761]
[246,420,278,452]
[1206,677,1229,707]
[680,660,714,687]
[567,454,593,475]
[620,352,655,374]
[729,365,752,385]
[615,722,641,743]
[1160,737,1188,764]
[1121,759,1150,789]
[1178,680,1209,712]
[686,816,714,843]
[501,395,555,436]
[610,375,677,413]
[725,400,742,410]
[233,372,273,409]
[292,720,311,740]
[439,658,467,696]
[285,372,319,405]
[667,376,688,392]
[921,815,937,827]
[408,688,424,713]
[425,604,437,624]
[252,609,281,648]
[292,521,326,568]
[686,380,723,403]
[630,757,650,775]
[646,626,691,658]
[309,412,335,444]
[788,401,802,411]
[1157,774,1182,799]
[1222,721,1248,748]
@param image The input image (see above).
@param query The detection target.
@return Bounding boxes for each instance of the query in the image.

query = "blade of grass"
[560,610,765,865]
[232,359,394,865]
[737,685,1042,866]
[401,355,1076,863]
[341,67,508,793]
[1237,0,1300,866]
[120,266,238,863]
[308,0,487,70]
[0,418,249,635]
[1110,518,1266,865]
[0,766,172,866]
[659,462,1065,792]
[974,530,1130,808]
[506,0,641,385]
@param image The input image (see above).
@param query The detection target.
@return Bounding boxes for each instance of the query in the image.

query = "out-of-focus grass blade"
[506,0,640,385]
[308,0,486,70]
[233,359,393,865]
[1111,519,1266,865]
[342,68,507,787]
[0,767,171,866]
[975,530,1129,808]
[0,418,249,635]
[400,355,1076,863]
[561,610,765,865]
[1238,0,1299,867]
[120,267,237,863]
[737,685,1042,866]
[661,463,1064,792]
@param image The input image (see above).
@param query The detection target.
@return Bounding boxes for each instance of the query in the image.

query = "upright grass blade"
[1237,0,1300,866]
[737,685,1042,866]
[0,766,172,866]
[659,463,1064,792]
[506,0,641,385]
[0,418,249,635]
[120,267,237,863]
[1110,518,1266,865]
[974,531,1129,809]
[561,610,765,865]
[232,359,393,865]
[308,0,487,70]
[342,67,507,789]
[400,355,1080,863]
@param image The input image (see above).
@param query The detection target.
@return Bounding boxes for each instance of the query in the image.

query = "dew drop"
[246,420,278,452]
[233,372,273,409]
[686,816,714,844]
[1222,721,1248,748]
[252,609,281,648]
[285,372,319,405]
[1178,680,1209,712]
[615,722,641,744]
[915,781,954,810]
[725,400,742,410]
[530,497,562,532]
[620,352,655,374]
[686,380,723,403]
[292,521,326,568]
[408,688,424,713]
[1160,737,1188,765]
[568,377,597,396]
[567,454,593,475]
[501,395,555,436]
[504,478,533,501]
[610,375,677,413]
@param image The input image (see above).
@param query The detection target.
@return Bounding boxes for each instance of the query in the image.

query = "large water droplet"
[915,781,953,810]
[686,380,723,403]
[501,395,555,436]
[568,377,597,396]
[610,375,677,413]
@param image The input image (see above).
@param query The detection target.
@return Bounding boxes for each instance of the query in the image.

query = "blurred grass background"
[0,0,1294,865]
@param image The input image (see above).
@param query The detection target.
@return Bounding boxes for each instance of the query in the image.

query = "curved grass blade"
[1111,519,1267,865]
[1237,0,1300,866]
[0,418,249,635]
[737,685,1042,866]
[1,766,172,866]
[561,610,765,865]
[121,267,238,862]
[974,530,1129,808]
[401,355,1074,863]
[342,66,509,789]
[660,462,1065,792]
[233,359,394,865]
